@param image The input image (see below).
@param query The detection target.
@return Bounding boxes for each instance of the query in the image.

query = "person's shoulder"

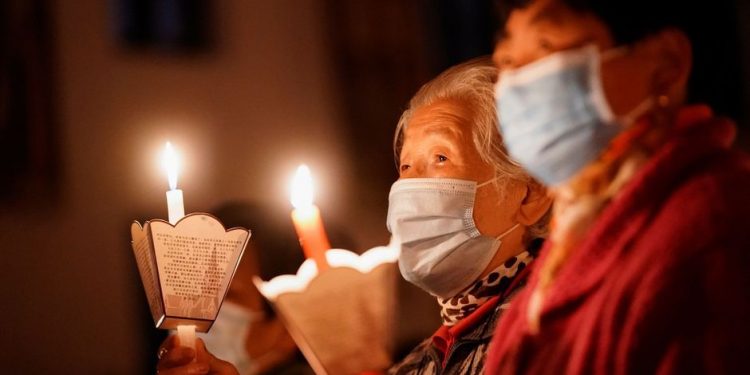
[634,146,750,269]
[647,147,750,265]
[667,148,750,225]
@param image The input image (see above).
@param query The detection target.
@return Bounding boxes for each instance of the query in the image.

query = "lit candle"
[162,142,185,225]
[290,165,330,272]
[160,143,194,350]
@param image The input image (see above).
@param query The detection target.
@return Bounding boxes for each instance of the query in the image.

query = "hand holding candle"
[290,165,330,272]
[160,142,193,352]
[162,142,185,225]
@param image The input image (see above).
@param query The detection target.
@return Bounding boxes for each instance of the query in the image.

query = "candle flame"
[290,164,314,209]
[162,142,180,190]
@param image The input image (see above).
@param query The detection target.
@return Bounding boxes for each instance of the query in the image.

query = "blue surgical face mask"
[495,44,654,186]
[387,177,519,298]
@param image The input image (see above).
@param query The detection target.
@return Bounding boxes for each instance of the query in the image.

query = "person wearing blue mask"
[387,58,552,374]
[486,0,750,374]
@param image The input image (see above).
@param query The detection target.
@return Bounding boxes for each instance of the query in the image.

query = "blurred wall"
[0,1,361,373]
[736,0,750,149]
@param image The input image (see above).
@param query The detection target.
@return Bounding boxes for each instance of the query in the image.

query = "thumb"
[193,338,212,363]
[194,338,239,374]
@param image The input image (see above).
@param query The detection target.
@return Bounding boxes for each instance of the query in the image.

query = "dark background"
[1,0,748,373]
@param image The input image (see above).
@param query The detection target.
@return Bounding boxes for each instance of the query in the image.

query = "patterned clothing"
[389,241,540,375]
[438,251,533,326]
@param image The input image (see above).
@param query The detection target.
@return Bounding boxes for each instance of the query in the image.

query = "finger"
[193,338,211,363]
[193,338,221,365]
[157,346,196,370]
[157,335,179,363]
[158,334,178,354]
[195,339,240,375]
[208,357,240,375]
[155,362,209,375]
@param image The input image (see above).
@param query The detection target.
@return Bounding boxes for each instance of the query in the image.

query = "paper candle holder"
[255,245,400,375]
[131,213,250,332]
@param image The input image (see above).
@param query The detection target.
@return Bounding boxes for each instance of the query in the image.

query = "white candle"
[166,189,184,225]
[161,143,193,351]
[162,142,185,224]
[290,165,330,272]
[176,324,196,350]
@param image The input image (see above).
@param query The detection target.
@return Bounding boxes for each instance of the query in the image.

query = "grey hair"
[393,57,550,241]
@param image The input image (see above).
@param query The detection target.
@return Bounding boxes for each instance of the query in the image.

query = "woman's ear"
[649,28,692,103]
[515,182,553,226]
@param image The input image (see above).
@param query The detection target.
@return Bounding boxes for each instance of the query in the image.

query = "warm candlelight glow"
[162,142,180,190]
[289,164,330,272]
[291,164,314,210]
[161,141,185,224]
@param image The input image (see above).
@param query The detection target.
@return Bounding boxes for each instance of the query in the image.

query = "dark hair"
[495,0,743,120]
[498,0,689,45]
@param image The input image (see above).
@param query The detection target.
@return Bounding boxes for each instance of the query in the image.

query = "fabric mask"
[387,177,520,298]
[199,301,261,375]
[495,44,654,186]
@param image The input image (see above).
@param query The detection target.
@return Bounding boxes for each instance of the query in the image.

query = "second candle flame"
[290,165,314,210]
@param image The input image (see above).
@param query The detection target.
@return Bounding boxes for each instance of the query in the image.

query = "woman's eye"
[436,154,448,163]
[400,164,411,172]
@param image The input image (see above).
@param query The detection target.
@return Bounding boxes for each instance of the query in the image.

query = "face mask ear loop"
[477,175,501,189]
[621,96,656,127]
[495,223,520,241]
[600,45,631,63]
[598,45,654,127]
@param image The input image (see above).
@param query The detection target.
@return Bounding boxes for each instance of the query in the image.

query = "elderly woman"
[154,59,551,375]
[386,58,551,374]
[487,0,750,374]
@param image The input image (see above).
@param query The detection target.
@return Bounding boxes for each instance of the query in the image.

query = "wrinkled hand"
[156,335,239,375]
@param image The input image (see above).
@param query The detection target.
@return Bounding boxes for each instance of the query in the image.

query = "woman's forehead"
[405,104,472,141]
[409,99,472,127]
[500,0,598,42]
[404,122,462,141]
